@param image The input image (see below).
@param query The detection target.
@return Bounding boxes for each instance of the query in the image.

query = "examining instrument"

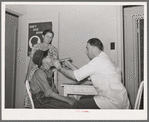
[60,57,72,62]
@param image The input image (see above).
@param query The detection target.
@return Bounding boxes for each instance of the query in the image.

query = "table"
[61,83,97,100]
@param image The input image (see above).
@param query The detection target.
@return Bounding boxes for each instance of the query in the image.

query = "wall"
[6,5,122,108]
[58,5,122,95]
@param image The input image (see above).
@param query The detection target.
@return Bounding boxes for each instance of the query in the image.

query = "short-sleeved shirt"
[28,43,58,81]
[30,69,54,97]
[74,51,130,109]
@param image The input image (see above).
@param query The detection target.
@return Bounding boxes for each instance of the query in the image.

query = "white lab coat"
[74,51,130,109]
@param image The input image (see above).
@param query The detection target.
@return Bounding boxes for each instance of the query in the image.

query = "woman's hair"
[33,50,49,68]
[87,38,104,51]
[42,29,54,37]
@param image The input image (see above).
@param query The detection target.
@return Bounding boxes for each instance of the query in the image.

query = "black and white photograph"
[1,2,147,120]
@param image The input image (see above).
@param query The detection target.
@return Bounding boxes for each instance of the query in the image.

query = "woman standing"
[26,29,58,81]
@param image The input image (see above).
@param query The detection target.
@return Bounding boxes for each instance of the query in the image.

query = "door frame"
[5,11,19,108]
[123,5,144,108]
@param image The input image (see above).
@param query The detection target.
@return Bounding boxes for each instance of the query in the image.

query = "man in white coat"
[54,38,130,109]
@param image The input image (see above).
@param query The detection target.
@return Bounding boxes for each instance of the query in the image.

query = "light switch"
[110,42,115,50]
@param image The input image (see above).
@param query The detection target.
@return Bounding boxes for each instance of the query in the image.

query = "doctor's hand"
[64,60,78,71]
[54,60,62,70]
[64,60,73,68]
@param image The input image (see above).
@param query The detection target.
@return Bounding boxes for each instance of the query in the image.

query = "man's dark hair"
[87,38,104,51]
[33,50,49,68]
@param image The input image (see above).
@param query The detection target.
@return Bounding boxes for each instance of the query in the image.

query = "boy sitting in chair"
[29,49,76,108]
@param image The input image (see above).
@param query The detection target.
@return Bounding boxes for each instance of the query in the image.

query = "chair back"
[25,80,35,109]
[134,81,144,109]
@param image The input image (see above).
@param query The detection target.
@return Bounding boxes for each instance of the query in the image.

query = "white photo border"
[1,2,148,120]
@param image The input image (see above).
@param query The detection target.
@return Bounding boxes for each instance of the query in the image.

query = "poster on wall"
[28,22,52,56]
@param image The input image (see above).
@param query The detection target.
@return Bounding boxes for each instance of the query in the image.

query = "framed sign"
[28,22,52,56]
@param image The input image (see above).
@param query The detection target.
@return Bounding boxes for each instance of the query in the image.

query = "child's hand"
[87,77,91,81]
[54,60,62,70]
[66,98,77,105]
[53,88,59,94]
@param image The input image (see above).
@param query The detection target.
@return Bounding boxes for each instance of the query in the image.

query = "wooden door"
[123,6,144,108]
[5,12,18,108]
